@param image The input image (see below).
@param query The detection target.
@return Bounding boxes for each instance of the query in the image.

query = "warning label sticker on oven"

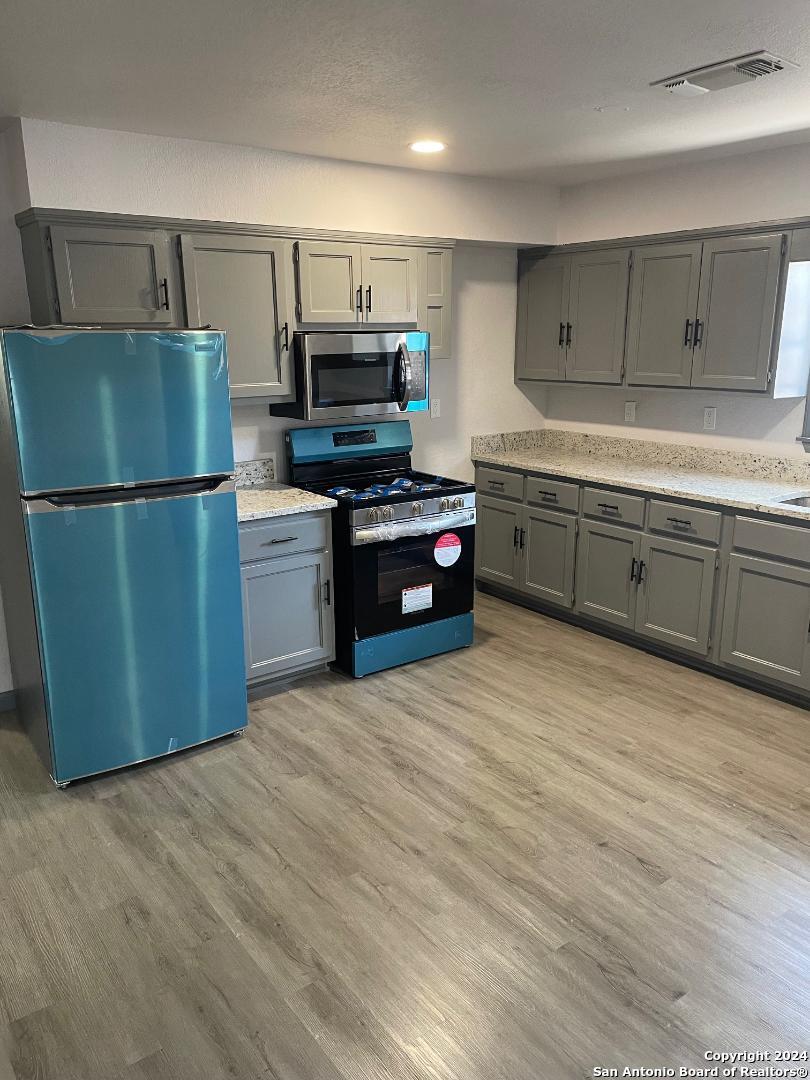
[402,584,433,613]
[434,532,462,567]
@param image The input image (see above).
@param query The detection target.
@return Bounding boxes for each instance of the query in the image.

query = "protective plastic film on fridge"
[0,329,248,786]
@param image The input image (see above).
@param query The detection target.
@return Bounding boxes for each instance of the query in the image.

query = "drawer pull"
[597,502,619,514]
[666,517,692,529]
[537,490,558,501]
[263,535,298,545]
[489,480,505,489]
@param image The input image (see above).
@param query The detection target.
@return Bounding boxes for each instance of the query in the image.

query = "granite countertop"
[471,430,810,522]
[236,482,337,522]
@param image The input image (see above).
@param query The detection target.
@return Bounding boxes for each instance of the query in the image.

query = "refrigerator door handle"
[24,477,235,514]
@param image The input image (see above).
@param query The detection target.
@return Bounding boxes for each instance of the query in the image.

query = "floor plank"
[1,593,809,1078]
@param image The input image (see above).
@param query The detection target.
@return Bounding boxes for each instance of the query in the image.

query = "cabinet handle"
[159,278,170,310]
[684,319,693,347]
[519,527,525,550]
[694,319,704,348]
[597,502,619,514]
[513,524,520,548]
[537,490,558,501]
[666,516,692,529]
[356,287,362,315]
[280,322,289,351]
[263,536,298,545]
[323,580,331,606]
[558,323,565,347]
[637,559,647,584]
[630,557,638,583]
[366,285,372,314]
[565,322,572,347]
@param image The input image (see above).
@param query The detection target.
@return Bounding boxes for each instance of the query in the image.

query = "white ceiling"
[2,0,810,184]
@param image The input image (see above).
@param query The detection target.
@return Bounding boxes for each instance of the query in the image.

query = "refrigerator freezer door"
[3,330,234,494]
[25,484,247,783]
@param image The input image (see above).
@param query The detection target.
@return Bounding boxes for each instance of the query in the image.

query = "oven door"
[300,332,409,420]
[350,513,475,639]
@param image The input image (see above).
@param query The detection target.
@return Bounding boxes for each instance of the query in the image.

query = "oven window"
[311,352,396,408]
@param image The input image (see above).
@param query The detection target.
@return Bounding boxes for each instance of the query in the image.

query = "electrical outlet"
[430,398,441,419]
[703,406,717,431]
[624,400,637,423]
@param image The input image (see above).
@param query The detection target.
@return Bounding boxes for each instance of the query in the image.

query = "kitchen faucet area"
[0,5,809,1077]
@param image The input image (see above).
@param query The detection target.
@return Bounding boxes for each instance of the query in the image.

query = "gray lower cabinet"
[566,249,630,384]
[475,494,521,588]
[418,248,452,359]
[515,255,569,381]
[691,233,784,391]
[520,505,577,607]
[720,553,810,687]
[635,534,716,655]
[49,225,177,324]
[625,242,702,387]
[575,520,640,629]
[241,549,334,681]
[179,233,294,400]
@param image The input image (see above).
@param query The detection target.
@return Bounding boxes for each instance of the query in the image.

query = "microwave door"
[306,335,401,420]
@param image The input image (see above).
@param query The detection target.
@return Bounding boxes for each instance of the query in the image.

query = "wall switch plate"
[430,398,441,418]
[624,400,637,423]
[703,406,717,431]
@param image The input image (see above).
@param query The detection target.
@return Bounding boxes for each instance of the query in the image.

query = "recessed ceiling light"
[409,140,446,154]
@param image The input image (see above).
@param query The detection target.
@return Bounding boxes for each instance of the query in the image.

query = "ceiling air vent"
[652,51,798,97]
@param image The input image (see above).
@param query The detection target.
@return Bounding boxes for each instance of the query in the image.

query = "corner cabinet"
[418,248,453,360]
[179,233,295,400]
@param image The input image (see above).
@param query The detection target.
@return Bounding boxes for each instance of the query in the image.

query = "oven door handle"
[395,341,413,412]
[351,508,475,546]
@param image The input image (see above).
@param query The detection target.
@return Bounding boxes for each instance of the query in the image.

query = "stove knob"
[452,496,465,510]
[440,497,450,512]
[411,501,424,516]
[367,508,380,523]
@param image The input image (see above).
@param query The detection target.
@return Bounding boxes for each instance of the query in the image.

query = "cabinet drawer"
[476,466,523,501]
[582,487,645,528]
[525,476,579,513]
[647,500,721,544]
[732,516,810,566]
[239,513,328,564]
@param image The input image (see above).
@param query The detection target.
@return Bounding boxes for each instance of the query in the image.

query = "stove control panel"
[351,490,476,528]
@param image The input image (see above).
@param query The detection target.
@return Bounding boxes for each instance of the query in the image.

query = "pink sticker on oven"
[434,532,462,567]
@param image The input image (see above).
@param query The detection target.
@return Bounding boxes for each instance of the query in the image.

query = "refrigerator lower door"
[25,483,247,783]
[3,329,234,495]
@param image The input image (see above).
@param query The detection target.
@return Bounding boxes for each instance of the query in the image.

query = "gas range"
[286,420,476,678]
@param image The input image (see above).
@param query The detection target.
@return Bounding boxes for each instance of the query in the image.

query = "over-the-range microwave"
[269,331,429,421]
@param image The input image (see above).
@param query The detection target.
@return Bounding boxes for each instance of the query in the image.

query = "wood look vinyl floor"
[1,593,809,1080]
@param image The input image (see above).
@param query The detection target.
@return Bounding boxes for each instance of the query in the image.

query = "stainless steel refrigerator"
[0,328,247,786]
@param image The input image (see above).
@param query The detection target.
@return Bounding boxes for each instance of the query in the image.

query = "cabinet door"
[575,520,640,628]
[242,551,334,681]
[635,535,715,655]
[180,233,293,399]
[475,494,521,588]
[691,233,784,391]
[361,245,419,324]
[566,250,630,384]
[625,242,702,387]
[295,240,362,323]
[515,255,568,381]
[720,553,810,687]
[520,505,577,608]
[419,248,452,358]
[49,225,176,325]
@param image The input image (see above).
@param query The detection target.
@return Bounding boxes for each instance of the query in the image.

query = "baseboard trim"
[0,690,16,713]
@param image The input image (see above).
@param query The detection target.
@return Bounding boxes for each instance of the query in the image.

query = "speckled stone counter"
[471,429,810,522]
[236,482,337,522]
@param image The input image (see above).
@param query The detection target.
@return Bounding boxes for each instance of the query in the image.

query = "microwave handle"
[396,342,413,411]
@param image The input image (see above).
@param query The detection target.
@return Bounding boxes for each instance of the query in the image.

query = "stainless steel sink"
[778,494,810,507]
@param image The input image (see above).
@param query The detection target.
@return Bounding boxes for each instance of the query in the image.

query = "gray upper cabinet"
[520,505,577,608]
[625,242,702,387]
[418,248,453,359]
[575,519,640,629]
[634,534,716,655]
[49,225,177,325]
[720,553,810,688]
[241,550,334,681]
[295,240,363,323]
[179,233,294,400]
[361,245,418,324]
[566,250,630,384]
[691,233,784,391]
[515,255,568,381]
[475,494,521,589]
